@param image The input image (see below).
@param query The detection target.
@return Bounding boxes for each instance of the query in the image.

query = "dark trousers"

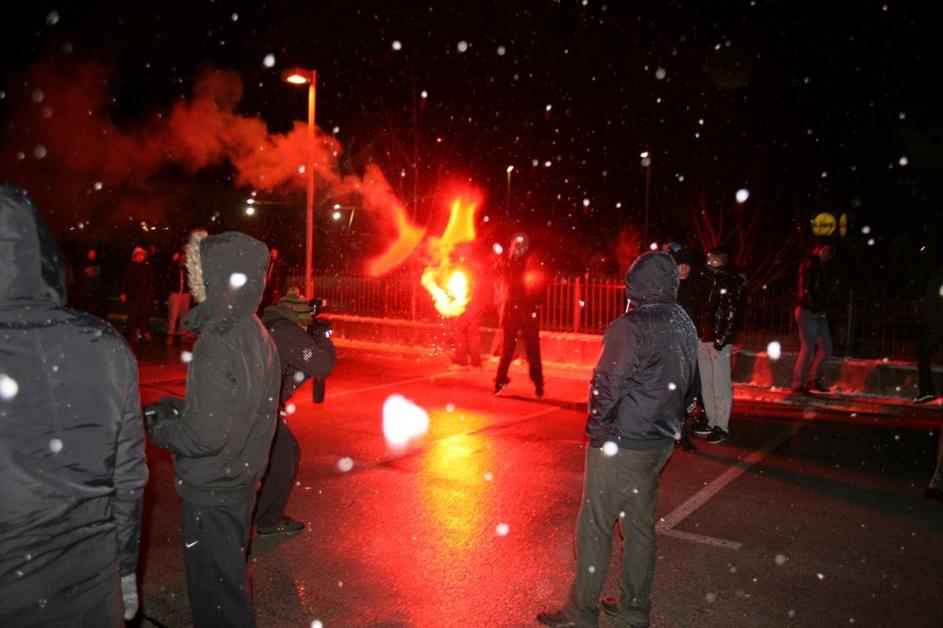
[254,418,301,526]
[181,496,256,628]
[792,308,832,387]
[0,564,122,628]
[917,324,943,396]
[563,444,673,627]
[126,296,151,337]
[452,310,483,367]
[495,312,543,387]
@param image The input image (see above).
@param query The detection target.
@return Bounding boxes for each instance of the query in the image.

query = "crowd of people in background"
[3,182,941,628]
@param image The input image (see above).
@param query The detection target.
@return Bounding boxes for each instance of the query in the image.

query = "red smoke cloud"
[1,58,412,270]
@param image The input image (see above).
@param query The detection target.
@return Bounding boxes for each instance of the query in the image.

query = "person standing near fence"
[671,247,709,450]
[692,249,744,445]
[915,262,943,403]
[494,232,545,398]
[791,244,835,394]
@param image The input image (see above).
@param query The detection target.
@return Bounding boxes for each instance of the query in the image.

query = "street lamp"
[640,151,651,246]
[506,165,514,237]
[283,67,317,298]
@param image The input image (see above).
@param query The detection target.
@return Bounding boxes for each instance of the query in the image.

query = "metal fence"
[308,272,928,360]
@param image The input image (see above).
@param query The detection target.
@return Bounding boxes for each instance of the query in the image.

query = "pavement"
[131,339,943,628]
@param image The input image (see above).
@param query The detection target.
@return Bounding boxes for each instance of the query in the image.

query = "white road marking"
[656,424,798,549]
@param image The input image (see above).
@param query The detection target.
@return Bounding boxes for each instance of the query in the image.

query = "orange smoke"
[365,206,426,277]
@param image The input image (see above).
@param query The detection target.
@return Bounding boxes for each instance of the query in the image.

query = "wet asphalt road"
[133,342,943,628]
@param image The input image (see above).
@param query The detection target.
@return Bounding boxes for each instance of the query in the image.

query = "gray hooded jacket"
[149,231,280,505]
[0,185,147,615]
[587,252,698,449]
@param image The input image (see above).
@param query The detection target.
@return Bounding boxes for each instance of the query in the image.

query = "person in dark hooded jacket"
[254,287,336,536]
[145,229,280,628]
[537,252,697,628]
[0,185,148,626]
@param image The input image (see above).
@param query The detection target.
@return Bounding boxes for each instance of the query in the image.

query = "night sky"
[2,1,941,285]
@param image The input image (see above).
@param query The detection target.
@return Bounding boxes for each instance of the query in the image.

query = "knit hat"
[277,287,309,323]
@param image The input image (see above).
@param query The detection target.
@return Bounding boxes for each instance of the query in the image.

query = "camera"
[306,298,332,403]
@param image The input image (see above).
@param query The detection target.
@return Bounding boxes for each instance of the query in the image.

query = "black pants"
[254,418,301,526]
[181,496,256,628]
[917,324,943,396]
[0,564,122,628]
[126,296,151,337]
[495,311,543,387]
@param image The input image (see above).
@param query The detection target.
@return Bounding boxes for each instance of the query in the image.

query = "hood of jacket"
[625,251,678,307]
[183,230,269,332]
[0,185,66,308]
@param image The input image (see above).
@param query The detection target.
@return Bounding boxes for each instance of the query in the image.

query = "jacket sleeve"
[274,319,336,380]
[587,317,640,437]
[713,276,744,349]
[150,334,235,457]
[113,357,148,577]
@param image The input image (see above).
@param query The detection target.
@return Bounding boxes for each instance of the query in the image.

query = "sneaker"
[807,381,830,393]
[692,419,712,437]
[707,427,729,444]
[791,385,810,395]
[256,516,304,536]
[535,385,544,398]
[675,437,696,452]
[914,392,938,404]
[600,598,648,627]
[493,379,510,395]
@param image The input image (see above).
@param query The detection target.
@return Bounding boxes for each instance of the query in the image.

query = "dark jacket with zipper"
[587,252,698,450]
[0,185,147,615]
[698,266,745,349]
[796,254,828,315]
[149,232,280,506]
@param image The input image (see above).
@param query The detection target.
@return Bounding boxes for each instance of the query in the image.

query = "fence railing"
[306,272,928,360]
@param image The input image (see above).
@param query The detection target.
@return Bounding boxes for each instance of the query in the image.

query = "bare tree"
[686,188,806,293]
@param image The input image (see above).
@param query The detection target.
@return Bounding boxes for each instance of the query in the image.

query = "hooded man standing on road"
[537,251,698,628]
[145,230,279,628]
[0,185,148,627]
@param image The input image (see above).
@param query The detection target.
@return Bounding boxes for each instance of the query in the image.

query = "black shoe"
[914,392,938,403]
[494,379,509,395]
[256,516,304,536]
[535,385,544,398]
[535,610,588,627]
[791,385,810,395]
[692,420,712,437]
[807,381,830,393]
[599,598,648,627]
[707,427,729,445]
[676,437,696,452]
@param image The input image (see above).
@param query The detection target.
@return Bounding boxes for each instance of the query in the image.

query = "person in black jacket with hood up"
[254,287,336,536]
[0,185,148,626]
[537,251,697,628]
[146,229,279,628]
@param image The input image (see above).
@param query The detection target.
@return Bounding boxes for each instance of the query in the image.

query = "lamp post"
[283,67,317,298]
[506,165,514,238]
[640,151,651,246]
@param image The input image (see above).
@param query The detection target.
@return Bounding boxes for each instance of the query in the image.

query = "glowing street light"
[506,165,514,236]
[283,66,317,298]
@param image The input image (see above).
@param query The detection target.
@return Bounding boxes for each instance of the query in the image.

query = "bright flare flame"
[420,196,479,317]
[422,266,470,316]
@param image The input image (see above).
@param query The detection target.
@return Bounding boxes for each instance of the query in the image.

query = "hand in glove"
[120,573,139,621]
[143,396,184,433]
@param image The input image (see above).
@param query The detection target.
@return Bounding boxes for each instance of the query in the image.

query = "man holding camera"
[255,287,336,536]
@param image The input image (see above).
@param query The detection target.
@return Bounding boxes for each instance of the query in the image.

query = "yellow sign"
[839,213,848,237]
[811,212,836,236]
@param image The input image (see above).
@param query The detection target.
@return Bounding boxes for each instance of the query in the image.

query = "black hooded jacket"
[261,305,336,404]
[149,232,280,506]
[587,252,698,449]
[0,186,147,615]
[699,266,745,349]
